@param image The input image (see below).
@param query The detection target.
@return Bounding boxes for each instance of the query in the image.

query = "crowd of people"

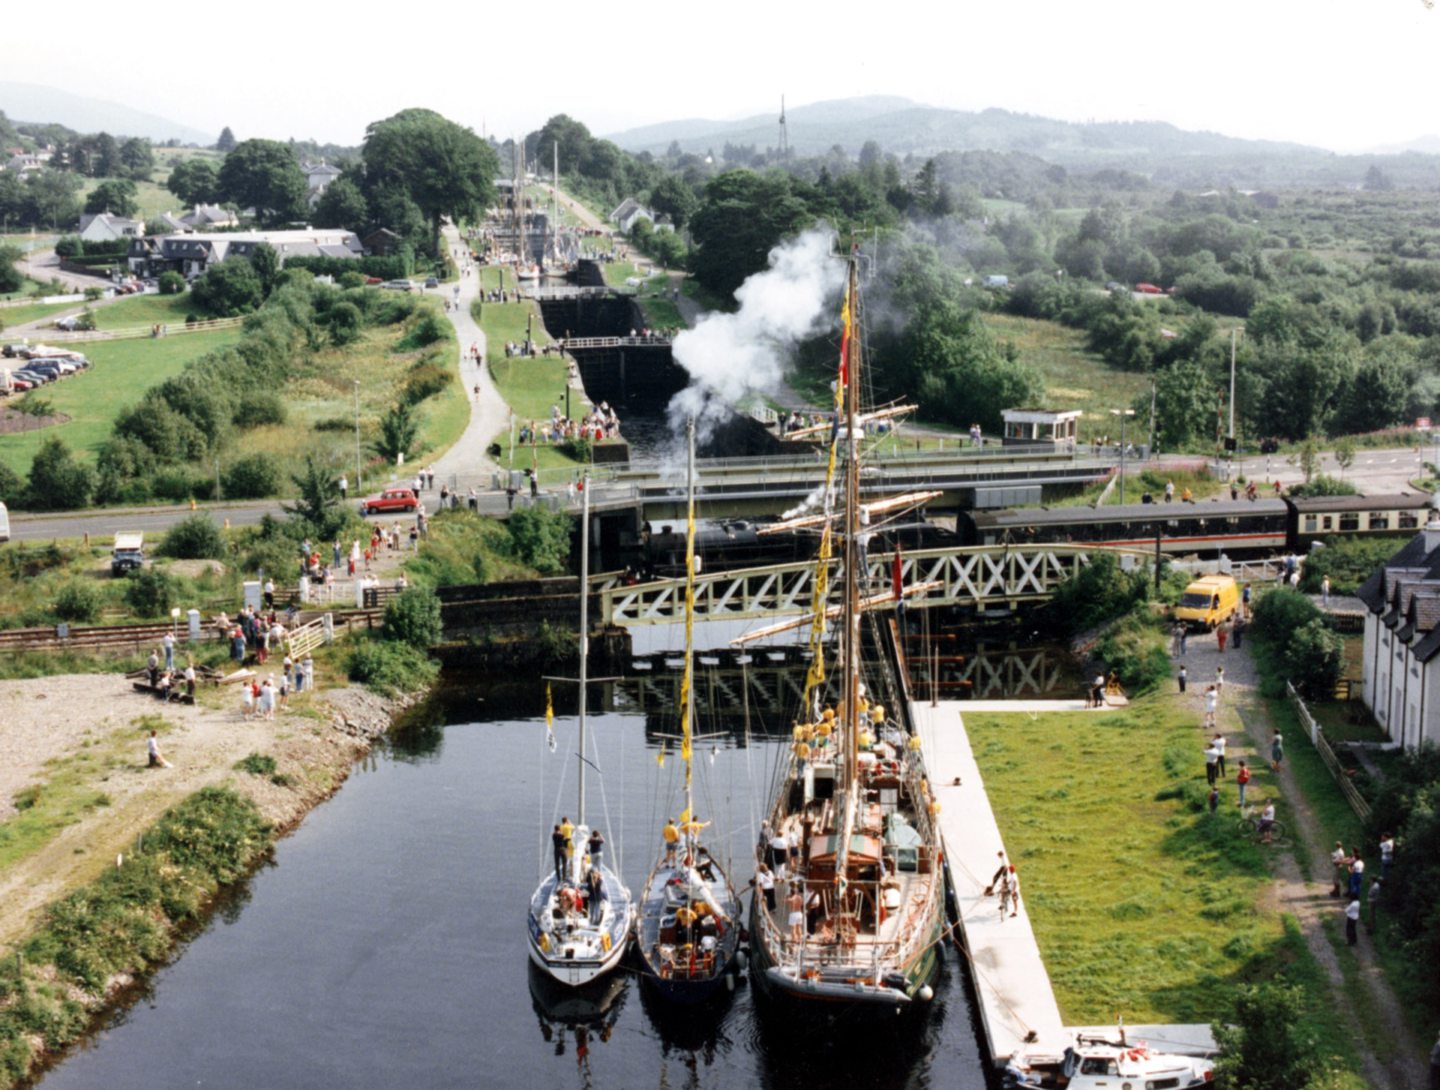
[519,399,621,446]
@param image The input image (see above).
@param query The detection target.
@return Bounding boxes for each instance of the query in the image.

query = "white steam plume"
[667,228,844,446]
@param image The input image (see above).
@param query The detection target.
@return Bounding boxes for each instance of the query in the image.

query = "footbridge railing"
[599,544,1154,627]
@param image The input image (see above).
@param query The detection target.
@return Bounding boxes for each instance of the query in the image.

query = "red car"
[359,487,420,516]
[1135,282,1165,294]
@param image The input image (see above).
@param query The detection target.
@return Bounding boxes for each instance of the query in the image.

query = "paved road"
[8,501,283,543]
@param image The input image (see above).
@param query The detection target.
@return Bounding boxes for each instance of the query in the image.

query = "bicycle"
[1237,805,1290,848]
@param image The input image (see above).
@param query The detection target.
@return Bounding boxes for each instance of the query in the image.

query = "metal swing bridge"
[597,543,1154,627]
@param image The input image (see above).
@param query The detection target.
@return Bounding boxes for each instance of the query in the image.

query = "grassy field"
[87,292,201,331]
[966,695,1312,1024]
[0,299,80,330]
[0,329,241,475]
[79,177,186,222]
[979,313,1151,439]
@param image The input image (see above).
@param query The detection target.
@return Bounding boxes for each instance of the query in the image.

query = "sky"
[4,0,1438,154]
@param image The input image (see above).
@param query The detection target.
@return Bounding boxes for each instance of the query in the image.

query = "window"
[1370,513,1390,531]
[1304,515,1318,533]
[1339,512,1360,532]
[1400,511,1420,530]
[1322,516,1333,531]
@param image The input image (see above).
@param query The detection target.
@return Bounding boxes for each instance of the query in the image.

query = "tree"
[26,437,96,510]
[84,178,138,217]
[324,300,364,345]
[247,242,280,297]
[1146,360,1218,450]
[190,257,263,316]
[92,132,121,179]
[0,242,22,295]
[1287,619,1345,700]
[648,174,698,230]
[371,401,420,462]
[1333,436,1356,479]
[25,169,83,230]
[158,514,228,559]
[218,139,307,225]
[118,137,154,181]
[283,455,345,539]
[1335,352,1414,435]
[312,176,368,230]
[166,158,219,206]
[1212,983,1312,1090]
[688,170,812,298]
[216,126,237,153]
[361,109,499,253]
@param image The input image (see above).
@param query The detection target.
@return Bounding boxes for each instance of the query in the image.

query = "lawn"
[88,292,202,331]
[978,313,1151,440]
[0,300,80,330]
[966,694,1304,1025]
[79,177,186,222]
[0,328,241,475]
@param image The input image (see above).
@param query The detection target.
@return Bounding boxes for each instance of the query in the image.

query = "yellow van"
[1175,574,1240,630]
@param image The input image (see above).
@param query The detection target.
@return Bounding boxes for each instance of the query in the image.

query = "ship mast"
[835,251,861,899]
[681,418,696,838]
[577,472,591,823]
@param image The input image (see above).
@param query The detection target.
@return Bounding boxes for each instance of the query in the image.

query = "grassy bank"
[964,693,1361,1074]
[0,786,274,1087]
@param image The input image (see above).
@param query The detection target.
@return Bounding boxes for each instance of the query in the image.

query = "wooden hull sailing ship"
[526,476,634,988]
[742,251,946,1021]
[634,418,744,1003]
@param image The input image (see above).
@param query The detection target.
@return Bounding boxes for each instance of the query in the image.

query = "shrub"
[54,581,102,623]
[382,587,443,650]
[1045,552,1150,635]
[559,437,592,462]
[507,505,573,575]
[1286,474,1357,499]
[402,358,451,404]
[0,461,21,505]
[1249,586,1321,644]
[313,416,355,432]
[325,300,364,346]
[234,753,277,776]
[233,392,287,428]
[123,568,178,617]
[1286,618,1344,700]
[345,635,439,694]
[151,468,205,501]
[223,453,282,499]
[26,437,96,510]
[1097,610,1171,694]
[1212,982,1312,1090]
[396,310,447,350]
[158,514,227,560]
[157,271,186,295]
[337,271,366,290]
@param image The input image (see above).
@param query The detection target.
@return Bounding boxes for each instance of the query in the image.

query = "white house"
[609,197,653,233]
[1357,518,1440,750]
[77,212,142,243]
[303,161,343,207]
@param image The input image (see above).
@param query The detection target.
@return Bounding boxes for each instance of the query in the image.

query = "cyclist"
[1257,800,1277,844]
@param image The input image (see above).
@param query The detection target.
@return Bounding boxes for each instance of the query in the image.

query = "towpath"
[1174,626,1427,1088]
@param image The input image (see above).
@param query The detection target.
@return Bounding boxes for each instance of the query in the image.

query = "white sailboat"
[633,418,744,1001]
[526,476,634,986]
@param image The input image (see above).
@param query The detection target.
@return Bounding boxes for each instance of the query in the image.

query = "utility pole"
[778,94,788,159]
[1111,408,1135,504]
[1147,380,1157,457]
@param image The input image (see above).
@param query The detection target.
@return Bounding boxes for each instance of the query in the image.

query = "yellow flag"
[677,805,692,827]
[656,746,666,769]
[545,683,556,753]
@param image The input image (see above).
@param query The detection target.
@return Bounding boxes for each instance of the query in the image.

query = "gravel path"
[1172,626,1427,1088]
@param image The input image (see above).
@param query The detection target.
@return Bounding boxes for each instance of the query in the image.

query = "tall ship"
[633,418,744,1001]
[742,250,947,1021]
[526,477,635,986]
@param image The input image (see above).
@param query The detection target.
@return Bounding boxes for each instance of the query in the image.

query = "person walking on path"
[1380,832,1395,880]
[996,868,1015,920]
[1345,896,1361,945]
[1178,665,1188,693]
[1179,626,1188,656]
[1215,665,1225,694]
[1271,731,1285,773]
[1348,854,1366,901]
[1217,623,1228,653]
[1172,623,1185,656]
[1236,760,1251,807]
[1205,743,1222,786]
[1213,734,1227,778]
[162,630,175,672]
[1233,617,1245,650]
[1204,685,1218,729]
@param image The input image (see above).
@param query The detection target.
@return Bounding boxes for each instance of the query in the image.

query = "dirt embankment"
[0,672,417,951]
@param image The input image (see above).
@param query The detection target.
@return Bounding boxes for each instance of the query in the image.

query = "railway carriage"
[963,498,1290,555]
[1288,493,1432,550]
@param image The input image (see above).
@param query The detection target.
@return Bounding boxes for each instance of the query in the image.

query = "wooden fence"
[0,620,221,655]
[1286,680,1372,822]
[38,316,245,343]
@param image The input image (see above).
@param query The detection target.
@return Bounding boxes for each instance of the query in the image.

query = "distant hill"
[1367,135,1440,155]
[0,82,211,145]
[604,96,1440,188]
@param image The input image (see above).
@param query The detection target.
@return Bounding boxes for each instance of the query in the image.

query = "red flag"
[838,283,852,388]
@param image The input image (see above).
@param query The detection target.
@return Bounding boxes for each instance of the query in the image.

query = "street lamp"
[352,380,362,495]
[1110,408,1136,504]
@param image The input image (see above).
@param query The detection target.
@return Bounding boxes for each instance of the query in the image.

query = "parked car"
[358,487,420,516]
[424,276,440,288]
[13,369,54,385]
[6,377,34,392]
[379,280,414,292]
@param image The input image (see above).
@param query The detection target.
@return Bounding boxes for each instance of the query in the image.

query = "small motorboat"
[1004,1034,1214,1089]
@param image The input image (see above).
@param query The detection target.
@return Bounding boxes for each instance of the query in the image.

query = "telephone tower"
[778,95,789,159]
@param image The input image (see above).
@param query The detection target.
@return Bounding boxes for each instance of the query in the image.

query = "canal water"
[36,669,1001,1090]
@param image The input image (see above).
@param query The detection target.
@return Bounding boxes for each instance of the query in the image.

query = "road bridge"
[599,543,1152,626]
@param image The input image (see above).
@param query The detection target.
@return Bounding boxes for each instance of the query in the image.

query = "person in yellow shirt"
[662,818,680,866]
[681,815,711,839]
[559,815,574,859]
[815,719,832,750]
